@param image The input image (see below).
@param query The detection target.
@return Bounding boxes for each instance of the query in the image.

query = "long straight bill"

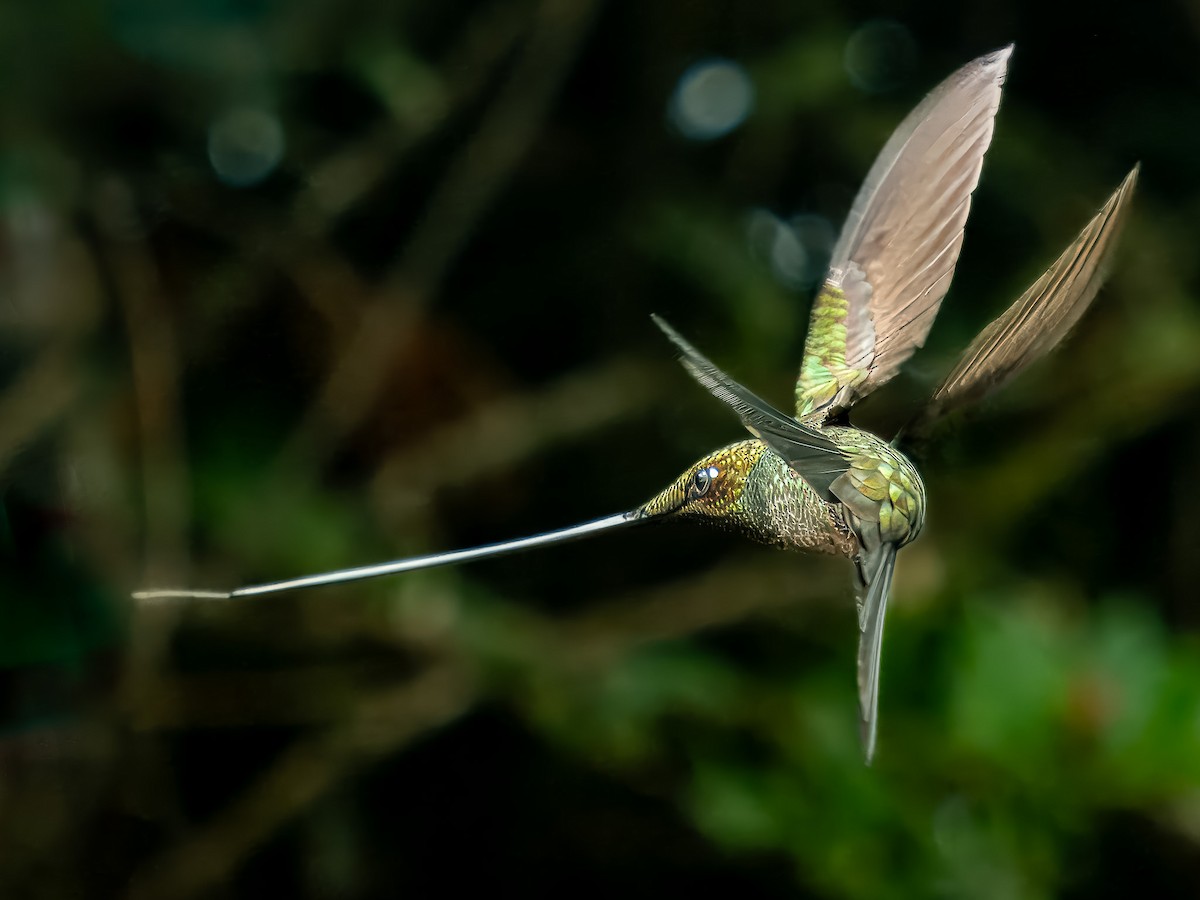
[132,510,647,600]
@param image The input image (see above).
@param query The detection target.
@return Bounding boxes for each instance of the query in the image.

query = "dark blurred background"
[2,0,1199,897]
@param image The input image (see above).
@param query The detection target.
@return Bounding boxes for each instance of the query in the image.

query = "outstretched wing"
[796,46,1012,420]
[911,166,1138,430]
[651,315,852,500]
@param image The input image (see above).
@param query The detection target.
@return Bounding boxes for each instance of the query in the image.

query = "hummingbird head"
[638,440,766,523]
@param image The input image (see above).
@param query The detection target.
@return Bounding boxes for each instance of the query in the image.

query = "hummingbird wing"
[795,46,1011,421]
[910,166,1139,432]
[855,536,897,765]
[651,315,852,500]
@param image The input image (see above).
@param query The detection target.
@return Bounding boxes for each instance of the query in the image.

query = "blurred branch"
[277,0,605,473]
[559,551,846,665]
[95,179,199,744]
[127,661,411,730]
[125,662,476,900]
[280,1,536,349]
[0,346,80,476]
[293,0,531,229]
[96,178,191,586]
[368,357,673,529]
[124,548,842,896]
[152,0,581,358]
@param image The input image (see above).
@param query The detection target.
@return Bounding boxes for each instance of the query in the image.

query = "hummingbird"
[135,46,1138,762]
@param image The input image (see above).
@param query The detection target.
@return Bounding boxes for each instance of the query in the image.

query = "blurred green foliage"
[1,0,1199,898]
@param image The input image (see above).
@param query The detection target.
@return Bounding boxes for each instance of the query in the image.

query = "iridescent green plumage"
[797,285,865,417]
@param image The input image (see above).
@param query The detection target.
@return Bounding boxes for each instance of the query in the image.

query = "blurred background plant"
[1,0,1198,897]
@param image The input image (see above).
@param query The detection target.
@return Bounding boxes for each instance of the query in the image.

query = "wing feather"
[917,165,1138,426]
[651,315,852,499]
[796,46,1012,419]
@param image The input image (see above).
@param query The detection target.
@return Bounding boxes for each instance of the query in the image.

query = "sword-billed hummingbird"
[135,46,1138,762]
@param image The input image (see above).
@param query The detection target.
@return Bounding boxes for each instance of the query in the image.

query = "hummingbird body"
[821,425,925,552]
[638,430,924,562]
[135,47,1138,763]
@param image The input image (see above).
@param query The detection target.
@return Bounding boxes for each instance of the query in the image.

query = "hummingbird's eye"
[689,466,719,499]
